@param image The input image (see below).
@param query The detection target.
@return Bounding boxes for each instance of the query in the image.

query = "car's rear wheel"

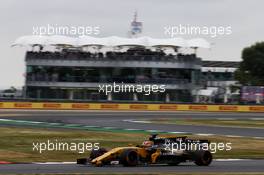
[194,150,212,166]
[120,149,139,166]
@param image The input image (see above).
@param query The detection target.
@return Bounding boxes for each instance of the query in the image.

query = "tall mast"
[128,11,143,38]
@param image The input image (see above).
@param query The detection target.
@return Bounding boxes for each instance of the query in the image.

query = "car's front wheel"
[120,149,139,166]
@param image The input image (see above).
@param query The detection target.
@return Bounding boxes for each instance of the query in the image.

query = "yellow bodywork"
[91,146,158,166]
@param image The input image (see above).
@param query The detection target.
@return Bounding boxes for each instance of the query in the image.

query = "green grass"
[147,118,264,129]
[46,172,263,175]
[0,126,147,162]
[0,126,264,162]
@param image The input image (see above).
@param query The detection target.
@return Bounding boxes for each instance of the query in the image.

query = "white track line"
[123,119,152,123]
[251,118,264,120]
[225,135,244,138]
[196,133,215,136]
[215,159,252,161]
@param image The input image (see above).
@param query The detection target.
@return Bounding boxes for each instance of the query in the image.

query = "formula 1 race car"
[77,134,212,167]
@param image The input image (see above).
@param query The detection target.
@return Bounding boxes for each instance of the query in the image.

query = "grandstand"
[13,35,211,102]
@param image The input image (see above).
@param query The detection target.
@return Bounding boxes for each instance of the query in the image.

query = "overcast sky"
[0,0,263,88]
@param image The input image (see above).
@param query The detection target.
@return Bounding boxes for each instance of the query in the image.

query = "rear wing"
[150,136,210,145]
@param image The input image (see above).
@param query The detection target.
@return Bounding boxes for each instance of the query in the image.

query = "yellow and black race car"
[77,134,212,167]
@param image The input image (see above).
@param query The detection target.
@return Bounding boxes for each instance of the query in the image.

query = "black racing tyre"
[89,148,107,160]
[120,149,139,166]
[194,150,212,166]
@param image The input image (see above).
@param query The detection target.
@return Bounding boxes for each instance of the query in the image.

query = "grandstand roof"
[202,61,240,68]
[12,35,210,48]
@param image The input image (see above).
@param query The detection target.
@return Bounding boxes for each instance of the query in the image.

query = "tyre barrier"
[0,102,264,112]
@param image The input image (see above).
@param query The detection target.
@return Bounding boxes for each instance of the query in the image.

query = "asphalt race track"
[0,110,264,174]
[1,160,264,174]
[0,110,264,137]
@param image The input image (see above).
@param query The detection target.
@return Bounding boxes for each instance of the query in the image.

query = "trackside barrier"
[0,102,264,112]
